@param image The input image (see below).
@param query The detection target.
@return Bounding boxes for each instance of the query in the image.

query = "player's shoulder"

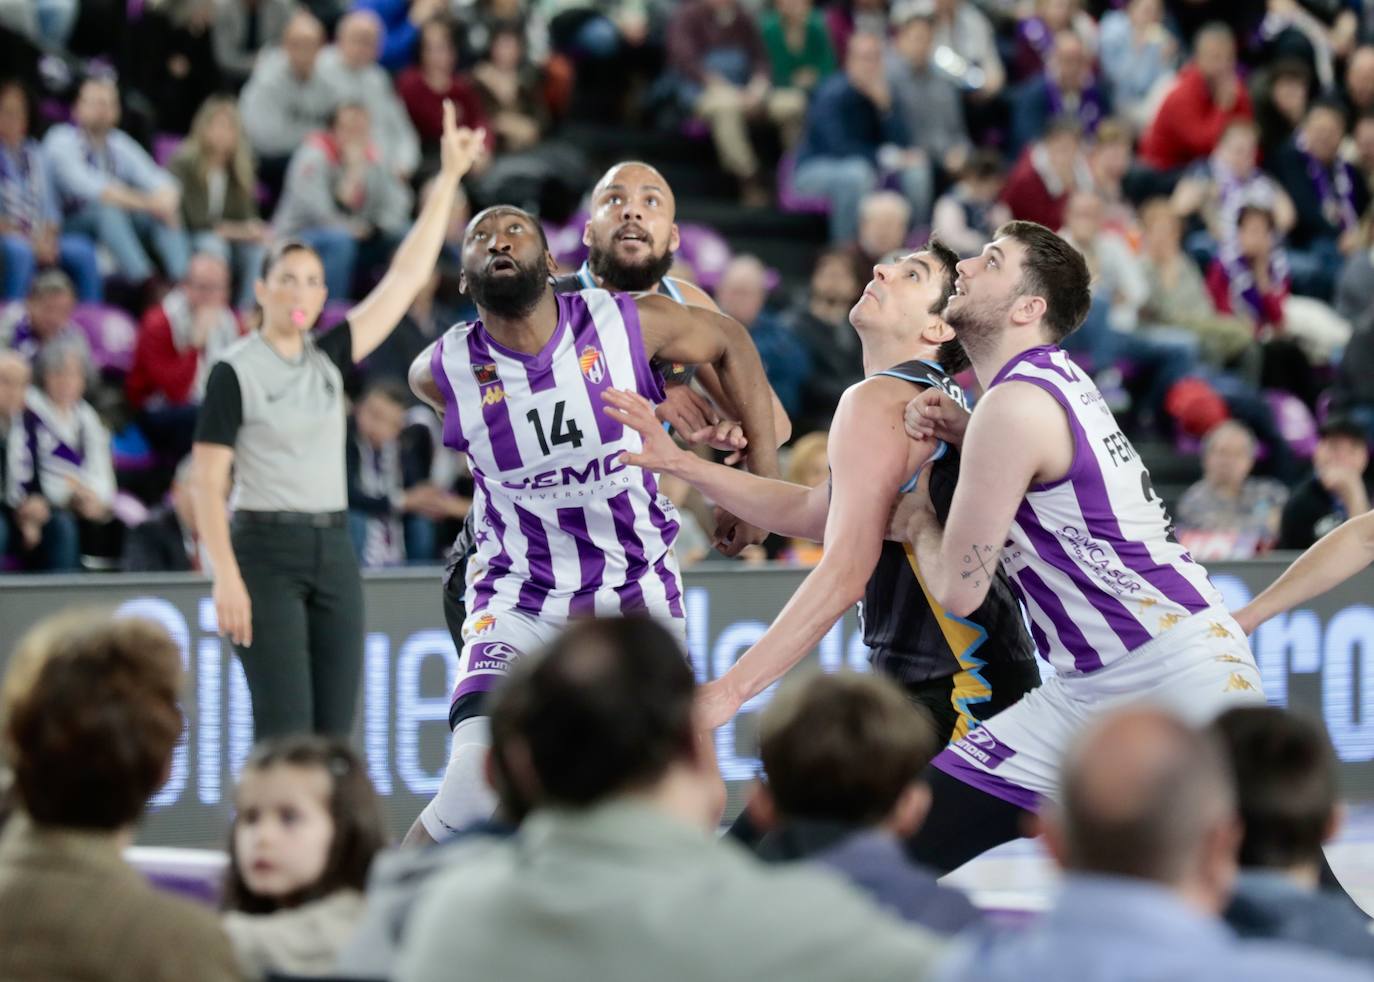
[839,373,921,414]
[665,278,717,310]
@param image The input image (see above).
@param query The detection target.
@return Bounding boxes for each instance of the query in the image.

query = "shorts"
[447,605,689,729]
[901,654,1043,746]
[933,606,1265,810]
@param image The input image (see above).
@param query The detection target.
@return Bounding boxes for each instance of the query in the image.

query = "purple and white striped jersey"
[991,346,1222,674]
[431,288,684,622]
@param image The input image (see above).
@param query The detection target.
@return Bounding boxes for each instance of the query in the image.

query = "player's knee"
[420,716,497,842]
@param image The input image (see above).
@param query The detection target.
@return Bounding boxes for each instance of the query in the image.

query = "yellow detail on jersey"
[1158,612,1186,631]
[1208,621,1234,639]
[905,544,991,743]
[481,385,506,406]
[1224,672,1258,693]
[1215,654,1245,664]
[1137,597,1159,615]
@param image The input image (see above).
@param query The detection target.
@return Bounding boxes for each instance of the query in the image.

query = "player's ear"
[1013,295,1048,327]
[668,222,681,254]
[458,269,468,294]
[925,316,955,346]
[544,250,558,276]
[581,219,593,248]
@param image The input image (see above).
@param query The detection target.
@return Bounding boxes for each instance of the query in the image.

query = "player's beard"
[467,257,549,319]
[588,236,676,293]
[943,290,1013,362]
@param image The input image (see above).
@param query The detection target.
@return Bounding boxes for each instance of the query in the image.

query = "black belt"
[235,510,347,529]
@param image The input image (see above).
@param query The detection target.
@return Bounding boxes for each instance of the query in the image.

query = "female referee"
[191,103,484,740]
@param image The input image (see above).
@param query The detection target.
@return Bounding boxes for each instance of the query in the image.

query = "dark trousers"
[231,521,364,740]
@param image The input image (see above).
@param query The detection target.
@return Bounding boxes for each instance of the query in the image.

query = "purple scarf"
[0,140,48,235]
[1297,134,1359,233]
[1047,78,1105,135]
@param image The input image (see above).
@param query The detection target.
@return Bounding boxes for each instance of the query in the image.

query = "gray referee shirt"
[194,324,353,512]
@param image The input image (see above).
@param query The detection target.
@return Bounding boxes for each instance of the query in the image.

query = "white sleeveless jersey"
[432,288,683,622]
[993,346,1222,674]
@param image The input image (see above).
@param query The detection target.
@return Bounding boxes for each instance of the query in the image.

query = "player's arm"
[602,388,828,540]
[1233,511,1374,635]
[635,293,779,479]
[698,382,933,729]
[409,341,444,415]
[347,105,484,362]
[914,381,1069,618]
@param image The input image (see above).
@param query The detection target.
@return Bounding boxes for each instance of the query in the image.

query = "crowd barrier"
[2,560,1371,847]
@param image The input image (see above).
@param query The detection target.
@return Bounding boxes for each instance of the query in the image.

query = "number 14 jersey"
[431,288,684,623]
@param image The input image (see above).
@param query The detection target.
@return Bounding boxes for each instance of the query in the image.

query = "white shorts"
[448,606,689,728]
[932,606,1266,809]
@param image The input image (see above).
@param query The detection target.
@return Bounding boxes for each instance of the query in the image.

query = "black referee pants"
[231,521,364,740]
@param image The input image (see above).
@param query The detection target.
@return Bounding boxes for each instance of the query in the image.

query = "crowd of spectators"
[4,0,1374,571]
[1,609,1371,981]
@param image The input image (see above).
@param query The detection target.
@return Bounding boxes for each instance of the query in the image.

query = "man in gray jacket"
[239,9,340,191]
[273,102,413,299]
[396,618,950,982]
[316,10,421,179]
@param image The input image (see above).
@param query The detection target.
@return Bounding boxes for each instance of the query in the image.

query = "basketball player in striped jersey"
[604,242,1039,748]
[438,161,789,647]
[897,221,1265,873]
[407,204,777,842]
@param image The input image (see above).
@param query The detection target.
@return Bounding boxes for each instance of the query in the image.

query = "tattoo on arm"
[959,544,999,589]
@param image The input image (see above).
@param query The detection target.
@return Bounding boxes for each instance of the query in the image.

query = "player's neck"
[860,334,938,377]
[479,291,561,355]
[969,332,1047,391]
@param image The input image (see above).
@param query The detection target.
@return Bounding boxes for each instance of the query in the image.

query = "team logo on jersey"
[469,613,497,636]
[482,385,506,406]
[579,345,606,384]
[472,362,499,385]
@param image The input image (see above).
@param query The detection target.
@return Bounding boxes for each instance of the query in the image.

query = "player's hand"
[904,387,970,447]
[712,506,768,556]
[690,420,748,463]
[656,382,717,440]
[214,573,253,648]
[696,677,744,730]
[602,388,689,475]
[439,100,487,182]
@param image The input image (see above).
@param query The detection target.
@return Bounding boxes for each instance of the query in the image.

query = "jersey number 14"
[526,400,585,455]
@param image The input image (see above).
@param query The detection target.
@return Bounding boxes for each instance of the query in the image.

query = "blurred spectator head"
[460,206,555,318]
[486,22,527,72]
[949,219,1090,345]
[1063,189,1104,242]
[1045,708,1240,910]
[858,191,912,261]
[331,101,373,151]
[73,77,120,136]
[506,618,714,824]
[1139,197,1182,256]
[2,612,184,830]
[224,735,387,914]
[283,8,327,79]
[1265,59,1311,129]
[1214,119,1258,174]
[785,429,830,486]
[485,649,540,824]
[960,149,1006,201]
[1088,118,1133,184]
[1048,29,1090,91]
[0,78,31,146]
[776,0,816,23]
[34,338,86,408]
[1192,23,1237,88]
[1235,204,1275,261]
[255,240,328,330]
[808,247,865,324]
[845,31,887,89]
[1041,113,1084,171]
[891,2,935,67]
[184,252,231,313]
[0,350,27,421]
[716,255,770,327]
[1300,99,1348,165]
[584,161,681,292]
[337,10,383,70]
[1201,420,1257,495]
[1212,707,1338,875]
[1346,45,1374,114]
[26,270,75,343]
[419,18,459,76]
[186,96,253,187]
[1038,0,1078,31]
[758,671,937,833]
[1312,416,1369,477]
[355,379,409,449]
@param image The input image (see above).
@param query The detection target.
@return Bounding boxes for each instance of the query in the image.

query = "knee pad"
[418,716,497,842]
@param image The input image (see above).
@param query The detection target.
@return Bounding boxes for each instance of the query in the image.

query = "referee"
[191,104,485,740]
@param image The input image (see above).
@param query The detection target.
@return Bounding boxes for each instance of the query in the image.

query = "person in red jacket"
[1205,204,1287,331]
[126,253,244,460]
[1000,114,1091,231]
[1139,23,1252,172]
[396,20,494,163]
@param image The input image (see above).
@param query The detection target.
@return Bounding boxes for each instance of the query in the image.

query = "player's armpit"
[409,342,445,415]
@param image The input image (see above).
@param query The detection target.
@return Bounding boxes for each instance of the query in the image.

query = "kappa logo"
[579,344,606,384]
[482,385,506,406]
[472,362,499,385]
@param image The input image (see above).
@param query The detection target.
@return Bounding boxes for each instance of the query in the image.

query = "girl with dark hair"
[222,735,387,979]
[191,103,485,741]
